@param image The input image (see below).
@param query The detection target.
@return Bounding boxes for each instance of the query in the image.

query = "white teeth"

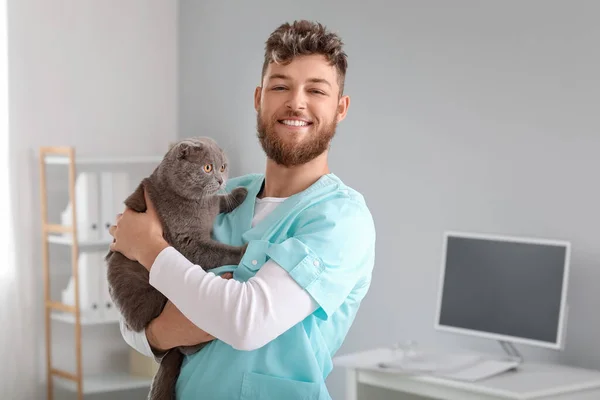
[281,119,309,127]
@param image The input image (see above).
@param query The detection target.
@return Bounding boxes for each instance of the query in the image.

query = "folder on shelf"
[61,277,75,306]
[79,252,102,318]
[61,172,101,242]
[59,251,121,322]
[99,172,130,242]
[60,203,73,233]
[61,253,102,318]
[97,251,120,321]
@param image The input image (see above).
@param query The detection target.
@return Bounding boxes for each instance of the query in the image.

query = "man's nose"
[285,89,307,110]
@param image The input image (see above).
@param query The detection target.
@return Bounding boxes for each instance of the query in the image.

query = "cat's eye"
[220,164,226,172]
[204,164,213,173]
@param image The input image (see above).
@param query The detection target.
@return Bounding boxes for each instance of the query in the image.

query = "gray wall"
[179,1,600,399]
[8,1,177,398]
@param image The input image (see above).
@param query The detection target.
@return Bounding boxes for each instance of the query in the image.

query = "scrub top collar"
[235,173,340,243]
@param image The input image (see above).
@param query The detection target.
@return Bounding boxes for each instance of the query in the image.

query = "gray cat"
[105,137,248,400]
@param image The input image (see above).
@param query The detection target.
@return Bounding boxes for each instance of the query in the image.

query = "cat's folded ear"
[176,141,204,160]
[176,142,191,160]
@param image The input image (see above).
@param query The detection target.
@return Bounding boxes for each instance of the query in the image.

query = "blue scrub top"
[176,173,376,400]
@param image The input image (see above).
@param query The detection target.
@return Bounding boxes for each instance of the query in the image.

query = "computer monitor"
[434,231,571,350]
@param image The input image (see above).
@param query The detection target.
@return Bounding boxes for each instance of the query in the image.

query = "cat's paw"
[231,187,248,205]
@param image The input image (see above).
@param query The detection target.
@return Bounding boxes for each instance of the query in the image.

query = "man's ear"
[254,86,262,112]
[336,94,350,123]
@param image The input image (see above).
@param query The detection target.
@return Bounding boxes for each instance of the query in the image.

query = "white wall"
[8,1,177,398]
[179,1,600,399]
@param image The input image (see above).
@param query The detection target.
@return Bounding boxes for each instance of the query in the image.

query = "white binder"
[60,203,72,236]
[99,172,130,242]
[60,253,103,319]
[74,172,101,242]
[61,277,74,306]
[61,251,120,322]
[97,251,120,321]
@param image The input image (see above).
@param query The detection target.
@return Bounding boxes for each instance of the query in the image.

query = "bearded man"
[112,20,376,400]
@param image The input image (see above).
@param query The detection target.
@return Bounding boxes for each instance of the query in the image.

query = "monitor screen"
[435,232,570,349]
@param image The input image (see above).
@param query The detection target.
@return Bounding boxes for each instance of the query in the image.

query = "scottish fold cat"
[105,136,248,400]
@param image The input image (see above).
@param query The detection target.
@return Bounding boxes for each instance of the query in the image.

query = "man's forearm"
[149,247,317,351]
[145,301,215,351]
[145,320,168,352]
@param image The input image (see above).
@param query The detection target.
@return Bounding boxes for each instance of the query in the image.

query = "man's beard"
[256,109,337,167]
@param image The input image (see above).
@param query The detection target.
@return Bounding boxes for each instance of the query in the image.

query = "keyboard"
[379,352,483,373]
[378,351,520,381]
[436,358,521,381]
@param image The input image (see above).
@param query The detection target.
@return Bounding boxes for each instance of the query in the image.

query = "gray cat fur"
[105,137,248,400]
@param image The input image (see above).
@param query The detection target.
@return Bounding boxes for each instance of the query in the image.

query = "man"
[111,20,376,400]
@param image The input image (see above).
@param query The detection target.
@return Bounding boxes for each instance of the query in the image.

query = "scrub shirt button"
[313,260,320,267]
[252,260,258,265]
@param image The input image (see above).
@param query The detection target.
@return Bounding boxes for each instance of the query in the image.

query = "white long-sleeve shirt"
[119,196,318,355]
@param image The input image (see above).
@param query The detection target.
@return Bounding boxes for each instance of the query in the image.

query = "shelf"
[40,145,162,397]
[44,155,163,165]
[47,234,112,249]
[51,311,120,326]
[47,301,76,313]
[54,372,153,394]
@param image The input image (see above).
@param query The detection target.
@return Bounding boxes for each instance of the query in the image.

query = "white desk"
[333,348,600,400]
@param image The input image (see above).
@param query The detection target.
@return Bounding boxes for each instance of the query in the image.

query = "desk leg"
[346,368,358,400]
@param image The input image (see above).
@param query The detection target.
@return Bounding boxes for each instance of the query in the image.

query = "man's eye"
[272,86,286,91]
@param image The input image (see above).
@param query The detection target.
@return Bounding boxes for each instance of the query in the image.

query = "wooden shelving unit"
[38,146,162,400]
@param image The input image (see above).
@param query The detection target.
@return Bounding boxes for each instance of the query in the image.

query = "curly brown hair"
[261,20,348,96]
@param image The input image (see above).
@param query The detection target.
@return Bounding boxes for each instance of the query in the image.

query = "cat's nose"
[217,178,223,185]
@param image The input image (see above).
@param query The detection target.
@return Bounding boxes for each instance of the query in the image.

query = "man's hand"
[109,189,169,270]
[146,272,234,351]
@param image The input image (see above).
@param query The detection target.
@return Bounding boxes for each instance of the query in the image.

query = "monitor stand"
[498,340,524,364]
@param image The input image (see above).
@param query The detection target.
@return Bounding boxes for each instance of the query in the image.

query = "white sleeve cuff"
[119,317,154,358]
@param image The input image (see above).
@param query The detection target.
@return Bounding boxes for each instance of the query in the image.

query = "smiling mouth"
[278,119,313,127]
